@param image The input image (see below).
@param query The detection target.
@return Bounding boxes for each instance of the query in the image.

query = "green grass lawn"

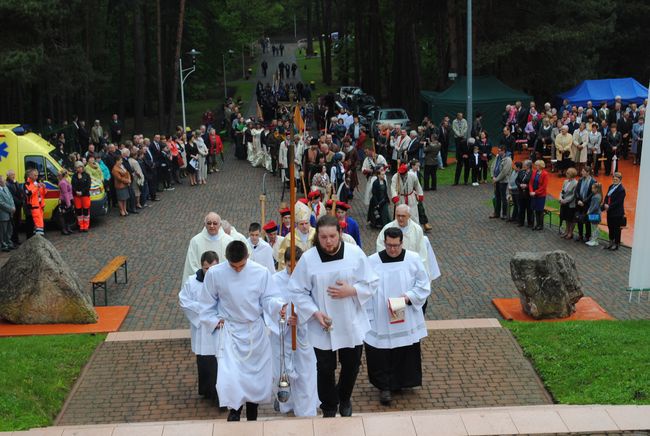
[296,55,339,96]
[0,334,105,431]
[504,321,650,405]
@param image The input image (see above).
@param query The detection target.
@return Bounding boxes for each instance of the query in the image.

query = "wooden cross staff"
[288,135,297,351]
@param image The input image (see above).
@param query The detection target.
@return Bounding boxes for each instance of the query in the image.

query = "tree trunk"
[434,0,449,89]
[447,0,459,76]
[323,0,332,85]
[156,0,165,132]
[389,0,422,119]
[118,6,127,123]
[166,0,186,133]
[306,0,314,56]
[143,0,153,116]
[133,1,146,133]
[316,0,325,79]
[353,0,362,85]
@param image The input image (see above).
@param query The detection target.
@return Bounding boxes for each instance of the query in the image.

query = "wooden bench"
[543,206,560,229]
[90,256,128,306]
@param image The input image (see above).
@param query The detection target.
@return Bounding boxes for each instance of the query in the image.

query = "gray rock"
[0,235,98,324]
[510,250,583,319]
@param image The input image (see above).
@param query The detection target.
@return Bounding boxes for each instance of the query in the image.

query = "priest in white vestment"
[288,215,379,417]
[199,241,286,421]
[266,247,319,417]
[182,212,233,283]
[179,250,220,402]
[246,222,276,273]
[365,227,430,405]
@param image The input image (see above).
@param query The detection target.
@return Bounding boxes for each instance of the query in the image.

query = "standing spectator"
[57,169,74,235]
[0,175,16,251]
[516,160,533,227]
[529,160,549,231]
[5,170,23,246]
[128,149,145,209]
[588,122,602,176]
[469,143,481,186]
[618,111,633,160]
[422,134,441,191]
[77,120,90,153]
[555,125,573,177]
[602,172,626,251]
[369,168,390,229]
[261,60,268,77]
[507,161,522,222]
[585,183,603,247]
[451,112,468,150]
[438,117,450,168]
[109,114,123,144]
[195,132,209,185]
[500,126,515,156]
[489,145,512,220]
[572,122,589,174]
[279,43,284,56]
[605,123,622,175]
[71,161,92,232]
[632,116,644,165]
[574,166,596,242]
[90,120,103,147]
[208,128,224,172]
[453,137,471,186]
[477,131,492,183]
[111,156,132,217]
[143,141,159,201]
[559,167,578,240]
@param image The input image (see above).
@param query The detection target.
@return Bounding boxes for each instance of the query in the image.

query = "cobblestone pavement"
[56,328,551,425]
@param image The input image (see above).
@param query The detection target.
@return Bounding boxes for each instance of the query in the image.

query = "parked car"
[370,108,410,133]
[339,86,363,100]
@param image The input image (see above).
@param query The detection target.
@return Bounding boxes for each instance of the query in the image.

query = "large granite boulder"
[0,235,98,324]
[510,250,583,319]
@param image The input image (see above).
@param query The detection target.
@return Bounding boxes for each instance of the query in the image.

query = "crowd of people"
[179,197,440,420]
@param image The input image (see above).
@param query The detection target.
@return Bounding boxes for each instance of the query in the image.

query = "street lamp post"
[180,48,201,132]
[223,49,235,99]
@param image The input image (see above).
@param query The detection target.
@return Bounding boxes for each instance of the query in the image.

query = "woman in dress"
[185,136,199,186]
[128,147,145,209]
[195,131,209,185]
[368,167,390,228]
[559,167,578,239]
[111,156,132,217]
[528,160,549,231]
[602,172,626,251]
[311,164,331,199]
[57,169,74,235]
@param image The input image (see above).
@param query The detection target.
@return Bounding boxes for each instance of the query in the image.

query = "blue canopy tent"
[558,78,648,107]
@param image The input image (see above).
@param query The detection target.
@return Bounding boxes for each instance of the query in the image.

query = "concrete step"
[7,404,650,435]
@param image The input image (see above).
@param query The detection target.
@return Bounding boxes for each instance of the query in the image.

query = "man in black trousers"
[453,137,471,185]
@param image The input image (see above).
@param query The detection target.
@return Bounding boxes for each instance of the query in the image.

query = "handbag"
[588,213,601,223]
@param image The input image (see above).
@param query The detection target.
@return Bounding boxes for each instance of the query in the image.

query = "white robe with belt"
[179,273,217,355]
[181,228,233,284]
[288,243,379,351]
[365,250,430,349]
[266,269,319,417]
[390,172,423,223]
[199,261,285,409]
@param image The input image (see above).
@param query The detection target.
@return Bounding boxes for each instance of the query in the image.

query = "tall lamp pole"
[466,0,473,128]
[223,49,234,99]
[180,48,201,132]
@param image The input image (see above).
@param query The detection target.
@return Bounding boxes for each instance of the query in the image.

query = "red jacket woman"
[528,160,549,230]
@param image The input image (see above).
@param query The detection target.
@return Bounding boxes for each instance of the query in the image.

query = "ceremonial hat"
[297,197,309,204]
[295,201,311,223]
[336,201,351,211]
[279,207,291,217]
[398,163,408,174]
[308,190,321,199]
[263,220,278,232]
[325,199,334,208]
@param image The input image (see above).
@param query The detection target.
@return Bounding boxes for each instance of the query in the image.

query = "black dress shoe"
[322,409,337,418]
[245,402,258,421]
[380,390,392,406]
[611,244,619,251]
[227,408,241,421]
[339,400,352,417]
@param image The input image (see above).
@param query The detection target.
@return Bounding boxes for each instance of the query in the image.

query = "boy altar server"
[199,241,286,421]
[178,251,220,402]
[247,222,276,273]
[365,227,430,406]
[288,215,379,417]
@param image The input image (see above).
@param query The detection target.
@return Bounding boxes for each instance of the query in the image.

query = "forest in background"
[1,0,648,133]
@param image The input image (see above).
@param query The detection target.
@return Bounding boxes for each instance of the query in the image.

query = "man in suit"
[77,120,90,154]
[453,137,471,186]
[617,111,633,159]
[109,114,123,144]
[566,114,579,134]
[406,130,421,163]
[608,101,624,125]
[500,126,515,156]
[438,117,450,168]
[489,145,513,220]
[598,101,609,123]
[143,139,159,201]
[151,134,165,192]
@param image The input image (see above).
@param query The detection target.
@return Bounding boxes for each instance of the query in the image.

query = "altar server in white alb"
[199,240,286,422]
[365,227,431,406]
[267,247,319,417]
[288,215,379,417]
[246,222,276,273]
[178,250,220,403]
[181,212,233,283]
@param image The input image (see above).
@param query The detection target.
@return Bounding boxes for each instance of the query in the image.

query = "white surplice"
[247,237,276,273]
[181,228,233,284]
[199,261,285,409]
[288,243,379,351]
[365,250,430,349]
[265,269,319,417]
[179,273,217,355]
[390,172,423,223]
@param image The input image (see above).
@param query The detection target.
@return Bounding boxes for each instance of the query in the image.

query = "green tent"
[421,76,531,142]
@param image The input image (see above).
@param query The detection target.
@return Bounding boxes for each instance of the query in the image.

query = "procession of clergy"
[178,190,441,422]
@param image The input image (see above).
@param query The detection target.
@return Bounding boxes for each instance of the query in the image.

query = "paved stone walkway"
[56,325,551,426]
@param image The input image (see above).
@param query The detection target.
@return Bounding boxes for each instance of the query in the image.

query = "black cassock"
[364,342,422,391]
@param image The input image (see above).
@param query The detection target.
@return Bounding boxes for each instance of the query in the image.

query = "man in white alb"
[247,222,276,273]
[181,212,233,283]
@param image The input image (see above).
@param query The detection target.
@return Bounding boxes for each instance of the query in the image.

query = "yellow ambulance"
[0,124,108,222]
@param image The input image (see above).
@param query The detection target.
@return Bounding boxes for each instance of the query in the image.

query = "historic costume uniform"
[390,165,424,224]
